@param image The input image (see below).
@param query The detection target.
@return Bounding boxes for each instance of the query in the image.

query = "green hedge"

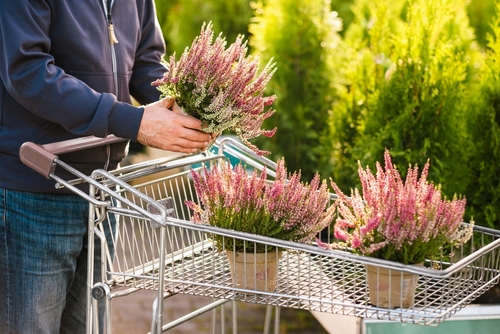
[323,0,480,200]
[155,0,253,55]
[249,0,342,180]
[465,2,500,228]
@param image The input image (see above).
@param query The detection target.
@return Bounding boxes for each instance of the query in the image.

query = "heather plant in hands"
[152,22,277,155]
[186,159,336,252]
[318,149,473,265]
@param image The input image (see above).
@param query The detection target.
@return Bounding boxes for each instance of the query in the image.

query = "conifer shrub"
[328,0,497,47]
[465,2,500,229]
[467,0,497,48]
[323,0,480,200]
[155,0,253,55]
[321,0,407,192]
[249,0,342,180]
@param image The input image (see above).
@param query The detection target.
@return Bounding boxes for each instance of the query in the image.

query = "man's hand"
[137,98,214,154]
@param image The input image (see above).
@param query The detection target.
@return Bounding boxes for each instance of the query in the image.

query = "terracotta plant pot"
[365,264,420,308]
[225,250,283,292]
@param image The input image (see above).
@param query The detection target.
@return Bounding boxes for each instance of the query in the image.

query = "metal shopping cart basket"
[20,136,500,333]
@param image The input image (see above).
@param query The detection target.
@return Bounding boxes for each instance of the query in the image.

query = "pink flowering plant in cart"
[186,159,336,252]
[152,22,277,156]
[318,149,474,265]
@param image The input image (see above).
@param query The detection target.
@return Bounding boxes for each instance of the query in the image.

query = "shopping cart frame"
[20,136,280,333]
[20,136,500,333]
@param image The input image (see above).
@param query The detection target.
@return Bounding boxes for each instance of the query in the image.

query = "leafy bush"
[321,0,407,192]
[155,0,253,55]
[323,0,480,200]
[465,2,500,228]
[249,0,343,181]
[467,0,497,47]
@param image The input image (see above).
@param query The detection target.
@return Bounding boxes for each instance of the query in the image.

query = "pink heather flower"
[320,149,473,264]
[152,22,277,156]
[186,158,336,252]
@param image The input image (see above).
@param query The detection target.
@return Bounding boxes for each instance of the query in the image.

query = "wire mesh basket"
[20,136,500,332]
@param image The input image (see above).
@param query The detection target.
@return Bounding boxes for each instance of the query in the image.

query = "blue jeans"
[0,188,112,334]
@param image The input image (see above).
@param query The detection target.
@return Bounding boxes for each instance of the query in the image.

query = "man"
[0,0,213,332]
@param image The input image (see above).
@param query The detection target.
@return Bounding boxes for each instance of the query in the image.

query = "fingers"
[175,127,210,148]
[160,97,174,109]
[179,114,205,132]
[165,100,219,136]
[137,98,221,154]
[170,101,185,115]
[168,103,219,142]
[137,103,213,153]
[168,138,209,154]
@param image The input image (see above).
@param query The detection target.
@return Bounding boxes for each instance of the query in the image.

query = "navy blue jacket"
[0,0,166,193]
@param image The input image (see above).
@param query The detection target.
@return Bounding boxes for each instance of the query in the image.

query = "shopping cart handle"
[19,135,127,178]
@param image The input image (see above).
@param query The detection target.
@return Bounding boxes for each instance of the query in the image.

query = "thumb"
[159,97,174,109]
[171,101,188,115]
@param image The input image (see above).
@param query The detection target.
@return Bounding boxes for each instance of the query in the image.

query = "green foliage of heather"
[465,2,500,228]
[249,0,343,180]
[323,0,481,201]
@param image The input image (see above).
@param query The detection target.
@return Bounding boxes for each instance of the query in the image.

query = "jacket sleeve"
[0,0,143,140]
[128,0,167,105]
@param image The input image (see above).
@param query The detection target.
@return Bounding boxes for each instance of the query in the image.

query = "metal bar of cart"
[152,298,230,333]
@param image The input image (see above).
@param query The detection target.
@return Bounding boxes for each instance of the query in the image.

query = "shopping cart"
[20,136,500,334]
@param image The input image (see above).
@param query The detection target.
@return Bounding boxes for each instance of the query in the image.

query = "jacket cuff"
[108,102,144,140]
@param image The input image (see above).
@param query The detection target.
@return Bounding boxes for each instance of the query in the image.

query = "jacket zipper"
[102,0,118,170]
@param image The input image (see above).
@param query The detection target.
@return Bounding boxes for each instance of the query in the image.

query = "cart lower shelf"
[106,240,499,326]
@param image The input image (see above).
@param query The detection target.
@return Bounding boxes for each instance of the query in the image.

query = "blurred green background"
[153,0,500,230]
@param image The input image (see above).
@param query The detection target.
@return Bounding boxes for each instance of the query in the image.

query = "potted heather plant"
[318,149,474,308]
[152,22,277,156]
[186,158,336,291]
